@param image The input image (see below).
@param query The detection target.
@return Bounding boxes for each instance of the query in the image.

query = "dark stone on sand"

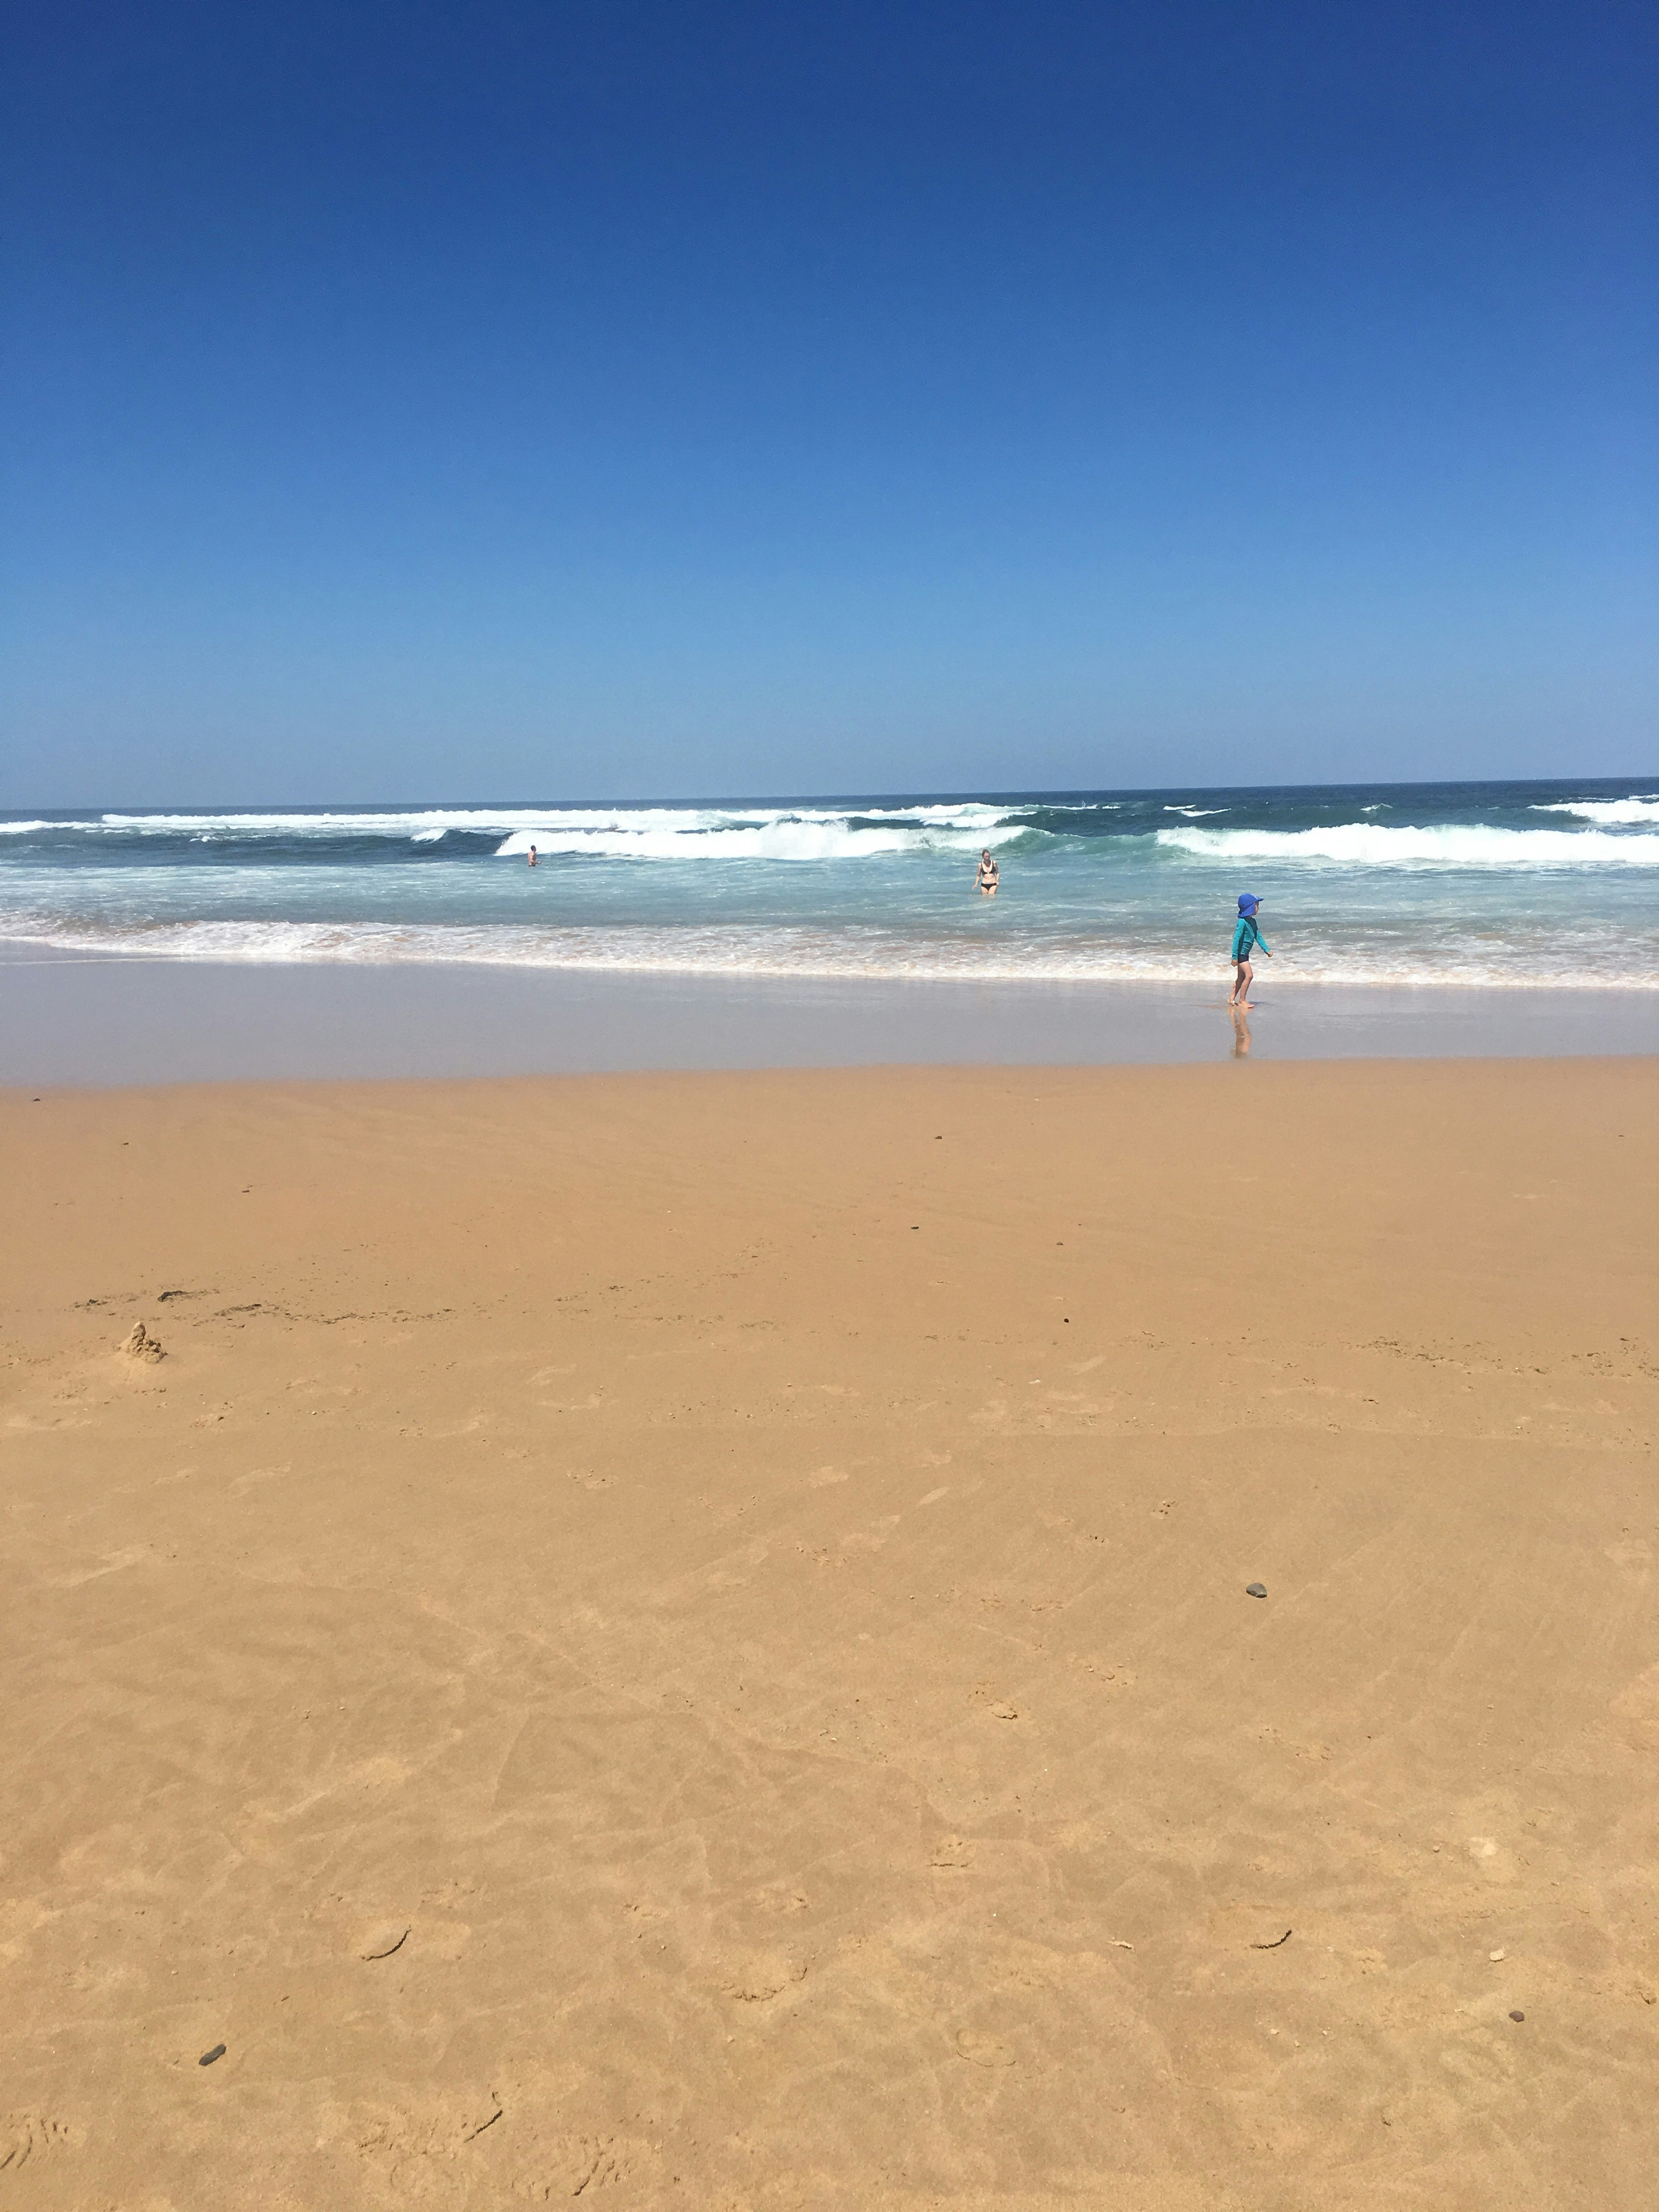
[1245,1582,1267,1599]
[199,2044,225,2066]
[1509,2010,1525,2023]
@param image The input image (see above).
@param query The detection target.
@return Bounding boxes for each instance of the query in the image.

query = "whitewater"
[3,779,1656,990]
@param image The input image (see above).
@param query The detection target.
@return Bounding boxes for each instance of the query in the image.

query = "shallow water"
[3,778,1656,990]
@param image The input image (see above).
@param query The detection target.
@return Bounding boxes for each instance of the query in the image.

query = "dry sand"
[2,1058,1656,2210]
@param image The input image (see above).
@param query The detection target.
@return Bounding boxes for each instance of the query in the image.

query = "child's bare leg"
[1229,958,1251,1006]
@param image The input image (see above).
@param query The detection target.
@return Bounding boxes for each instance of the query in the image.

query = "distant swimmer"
[975,849,1000,896]
[1229,893,1272,1008]
[527,845,538,868]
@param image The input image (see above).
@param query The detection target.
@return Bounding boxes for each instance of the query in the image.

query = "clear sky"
[3,1,1654,806]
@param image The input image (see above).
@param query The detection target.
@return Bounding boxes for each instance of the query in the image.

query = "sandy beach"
[3,1056,1656,2209]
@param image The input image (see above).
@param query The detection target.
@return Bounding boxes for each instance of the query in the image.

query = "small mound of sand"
[119,1322,164,1364]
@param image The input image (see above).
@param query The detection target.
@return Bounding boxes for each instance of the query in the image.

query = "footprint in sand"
[953,2028,1016,2068]
[354,2090,504,2170]
[1070,1657,1136,1690]
[719,1952,806,2003]
[553,2134,652,2197]
[0,2114,82,2171]
[752,1883,809,1916]
[930,1836,975,1870]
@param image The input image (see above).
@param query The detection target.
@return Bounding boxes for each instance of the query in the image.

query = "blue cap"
[1238,893,1259,916]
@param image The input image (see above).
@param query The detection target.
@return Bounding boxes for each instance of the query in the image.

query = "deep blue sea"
[2,778,1656,989]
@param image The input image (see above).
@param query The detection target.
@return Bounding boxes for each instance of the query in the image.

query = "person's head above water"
[1238,893,1260,916]
[983,849,991,861]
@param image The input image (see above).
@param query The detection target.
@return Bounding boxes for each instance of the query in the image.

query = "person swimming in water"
[1229,893,1271,1008]
[527,844,538,867]
[975,849,1000,896]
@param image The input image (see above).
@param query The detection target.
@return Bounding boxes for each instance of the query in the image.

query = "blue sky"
[3,0,1654,805]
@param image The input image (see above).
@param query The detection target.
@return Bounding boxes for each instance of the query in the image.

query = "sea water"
[2,780,1655,990]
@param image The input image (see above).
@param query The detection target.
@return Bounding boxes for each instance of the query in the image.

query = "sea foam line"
[0,800,1019,845]
[2,915,1654,990]
[1158,822,1659,867]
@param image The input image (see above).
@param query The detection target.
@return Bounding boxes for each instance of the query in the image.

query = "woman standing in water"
[975,849,1000,896]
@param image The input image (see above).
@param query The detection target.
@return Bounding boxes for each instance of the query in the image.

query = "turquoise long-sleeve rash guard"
[1231,915,1269,961]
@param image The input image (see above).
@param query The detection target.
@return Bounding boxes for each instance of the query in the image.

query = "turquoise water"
[2,780,1656,988]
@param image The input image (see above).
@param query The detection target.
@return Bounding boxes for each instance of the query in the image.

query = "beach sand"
[2,1058,1656,2209]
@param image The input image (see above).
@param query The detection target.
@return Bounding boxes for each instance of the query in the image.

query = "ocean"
[2,778,1656,991]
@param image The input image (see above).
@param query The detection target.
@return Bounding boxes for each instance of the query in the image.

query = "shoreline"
[5,945,1658,1085]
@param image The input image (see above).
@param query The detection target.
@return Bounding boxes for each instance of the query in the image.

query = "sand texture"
[2,1058,1656,2210]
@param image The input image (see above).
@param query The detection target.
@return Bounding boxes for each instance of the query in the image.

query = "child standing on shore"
[1229,893,1271,1008]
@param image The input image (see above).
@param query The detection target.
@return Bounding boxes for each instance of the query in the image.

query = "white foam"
[1163,806,1226,817]
[4,913,1654,990]
[1,802,1022,857]
[7,808,580,839]
[1157,822,1659,867]
[1532,797,1659,825]
[492,815,1018,861]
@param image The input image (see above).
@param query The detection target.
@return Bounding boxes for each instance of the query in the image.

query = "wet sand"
[4,946,1659,1084]
[3,1058,1657,2208]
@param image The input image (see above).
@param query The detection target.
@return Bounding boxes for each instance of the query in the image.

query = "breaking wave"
[0,802,1022,859]
[1531,797,1659,826]
[1158,822,1659,867]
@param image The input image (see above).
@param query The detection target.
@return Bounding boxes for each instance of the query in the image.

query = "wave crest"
[493,817,1017,861]
[1,802,1024,859]
[1532,798,1659,826]
[1157,822,1659,868]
